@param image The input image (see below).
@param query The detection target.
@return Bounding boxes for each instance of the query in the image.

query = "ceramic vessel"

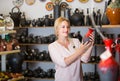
[106,8,120,25]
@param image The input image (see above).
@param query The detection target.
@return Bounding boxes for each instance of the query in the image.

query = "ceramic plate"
[12,0,24,7]
[25,0,36,5]
[45,2,54,11]
[66,0,73,2]
[79,0,89,3]
[4,16,14,30]
[94,0,103,3]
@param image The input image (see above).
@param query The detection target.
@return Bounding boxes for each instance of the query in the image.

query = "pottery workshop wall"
[0,0,106,19]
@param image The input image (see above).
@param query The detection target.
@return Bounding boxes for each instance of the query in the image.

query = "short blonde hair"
[54,17,70,37]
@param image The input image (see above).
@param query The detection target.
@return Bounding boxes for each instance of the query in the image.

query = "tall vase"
[53,4,61,20]
[98,38,119,81]
[98,56,119,81]
[106,8,120,25]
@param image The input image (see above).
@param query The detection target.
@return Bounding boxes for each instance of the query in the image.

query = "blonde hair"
[54,17,70,37]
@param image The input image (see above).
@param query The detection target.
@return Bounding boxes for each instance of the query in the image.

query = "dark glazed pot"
[70,8,82,26]
[53,4,61,20]
[9,7,21,27]
[36,18,44,27]
[7,53,24,73]
[44,15,51,26]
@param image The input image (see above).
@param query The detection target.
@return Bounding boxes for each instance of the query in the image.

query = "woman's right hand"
[77,41,92,55]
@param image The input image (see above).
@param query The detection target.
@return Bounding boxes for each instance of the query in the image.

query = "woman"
[48,17,94,81]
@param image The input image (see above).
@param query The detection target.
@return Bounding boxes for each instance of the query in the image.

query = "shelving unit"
[0,30,20,71]
[15,25,120,81]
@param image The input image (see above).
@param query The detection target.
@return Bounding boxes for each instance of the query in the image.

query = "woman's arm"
[80,45,93,63]
[80,33,95,63]
[64,41,93,66]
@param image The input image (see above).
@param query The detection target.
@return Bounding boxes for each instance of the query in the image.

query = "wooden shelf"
[19,43,48,45]
[24,60,52,63]
[24,60,99,64]
[14,26,53,29]
[95,44,104,46]
[25,77,54,80]
[0,50,20,55]
[19,43,105,46]
[82,62,98,64]
[102,25,120,28]
[14,25,120,29]
[8,76,24,81]
[0,30,16,34]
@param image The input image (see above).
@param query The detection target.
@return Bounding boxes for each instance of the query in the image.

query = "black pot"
[44,15,51,26]
[70,8,82,26]
[53,4,61,20]
[9,7,21,27]
[20,12,26,27]
[7,53,24,73]
[31,19,36,27]
[36,18,44,26]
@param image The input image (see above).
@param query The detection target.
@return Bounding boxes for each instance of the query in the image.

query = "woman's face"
[57,20,70,38]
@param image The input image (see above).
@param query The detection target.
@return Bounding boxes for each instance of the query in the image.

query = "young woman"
[48,17,94,81]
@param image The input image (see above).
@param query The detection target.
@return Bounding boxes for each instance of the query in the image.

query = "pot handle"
[11,6,20,13]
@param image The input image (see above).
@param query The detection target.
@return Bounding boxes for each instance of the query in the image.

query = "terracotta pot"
[106,8,120,25]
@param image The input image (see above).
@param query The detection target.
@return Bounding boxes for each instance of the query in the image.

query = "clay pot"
[106,8,120,25]
[70,8,82,26]
[98,56,119,81]
[44,15,51,26]
[53,4,61,20]
[7,53,24,73]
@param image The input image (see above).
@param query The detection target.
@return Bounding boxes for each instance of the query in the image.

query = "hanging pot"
[9,6,21,27]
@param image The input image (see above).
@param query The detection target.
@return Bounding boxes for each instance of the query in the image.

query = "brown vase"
[106,8,120,25]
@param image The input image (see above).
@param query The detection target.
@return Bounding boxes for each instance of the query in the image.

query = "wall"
[0,0,106,19]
